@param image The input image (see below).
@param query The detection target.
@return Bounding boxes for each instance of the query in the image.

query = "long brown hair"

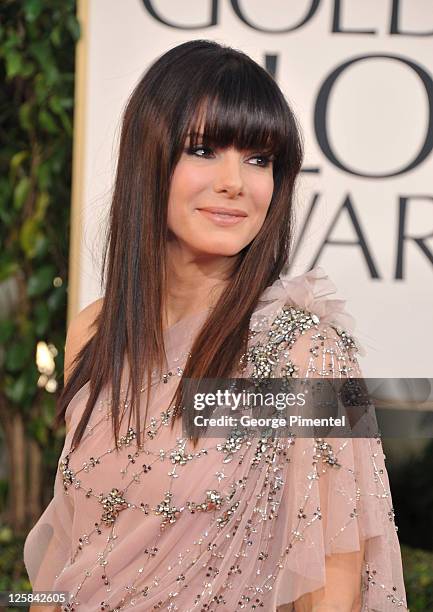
[56,39,304,450]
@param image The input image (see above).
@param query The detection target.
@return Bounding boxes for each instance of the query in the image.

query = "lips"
[197,207,247,217]
[197,208,247,227]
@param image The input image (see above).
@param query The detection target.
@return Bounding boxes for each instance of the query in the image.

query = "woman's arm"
[63,298,103,386]
[293,323,366,612]
[270,314,369,612]
[27,532,64,612]
[62,298,103,435]
[292,540,365,612]
[276,541,365,612]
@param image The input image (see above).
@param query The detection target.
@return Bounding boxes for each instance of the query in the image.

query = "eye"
[248,155,274,168]
[185,145,214,158]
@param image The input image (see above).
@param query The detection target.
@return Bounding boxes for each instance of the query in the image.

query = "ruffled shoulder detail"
[250,266,366,356]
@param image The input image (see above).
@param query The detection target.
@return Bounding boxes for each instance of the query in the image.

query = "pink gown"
[24,267,408,611]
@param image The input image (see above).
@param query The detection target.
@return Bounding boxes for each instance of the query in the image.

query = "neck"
[163,246,237,329]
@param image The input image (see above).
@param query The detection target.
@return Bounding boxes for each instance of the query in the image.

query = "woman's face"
[167,132,274,261]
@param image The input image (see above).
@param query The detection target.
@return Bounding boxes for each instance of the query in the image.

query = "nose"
[213,150,244,198]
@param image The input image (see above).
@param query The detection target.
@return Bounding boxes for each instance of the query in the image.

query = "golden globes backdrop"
[70,0,433,378]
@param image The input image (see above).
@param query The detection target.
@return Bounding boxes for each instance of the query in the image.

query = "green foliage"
[401,545,433,611]
[0,0,78,413]
[0,0,79,589]
[391,440,433,551]
[0,525,31,612]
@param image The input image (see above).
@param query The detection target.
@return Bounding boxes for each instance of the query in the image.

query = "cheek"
[169,162,209,208]
[251,175,274,216]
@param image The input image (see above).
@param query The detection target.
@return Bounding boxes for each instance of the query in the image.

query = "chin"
[194,241,245,257]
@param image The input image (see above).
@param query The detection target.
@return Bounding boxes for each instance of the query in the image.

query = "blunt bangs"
[177,56,291,165]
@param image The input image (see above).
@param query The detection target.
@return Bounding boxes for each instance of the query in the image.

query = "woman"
[24,39,407,611]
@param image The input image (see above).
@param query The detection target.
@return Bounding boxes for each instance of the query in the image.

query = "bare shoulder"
[64,297,104,385]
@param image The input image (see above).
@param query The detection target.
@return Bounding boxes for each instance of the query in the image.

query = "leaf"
[50,25,61,48]
[4,31,20,49]
[18,102,33,131]
[0,207,13,228]
[10,151,29,180]
[38,109,58,134]
[42,394,56,426]
[0,261,19,283]
[35,161,51,190]
[48,95,62,115]
[47,284,66,312]
[33,234,49,259]
[33,417,48,445]
[5,373,29,403]
[29,40,52,70]
[59,109,72,135]
[27,264,56,297]
[60,96,74,110]
[20,216,40,258]
[5,340,33,371]
[24,0,43,22]
[66,15,81,41]
[34,301,50,336]
[0,319,15,343]
[0,176,12,200]
[35,190,50,221]
[20,60,35,78]
[34,72,47,104]
[45,62,60,87]
[13,176,31,211]
[0,525,13,543]
[5,50,22,79]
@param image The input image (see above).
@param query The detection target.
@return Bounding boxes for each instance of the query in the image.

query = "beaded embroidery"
[47,303,407,611]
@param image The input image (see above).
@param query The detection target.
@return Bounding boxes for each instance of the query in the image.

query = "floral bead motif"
[154,491,184,530]
[240,305,320,379]
[99,488,128,526]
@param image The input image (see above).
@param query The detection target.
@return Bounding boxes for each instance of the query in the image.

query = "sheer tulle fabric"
[24,267,407,611]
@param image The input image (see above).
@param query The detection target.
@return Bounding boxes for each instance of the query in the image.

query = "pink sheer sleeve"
[23,453,73,592]
[23,384,90,592]
[259,270,408,611]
